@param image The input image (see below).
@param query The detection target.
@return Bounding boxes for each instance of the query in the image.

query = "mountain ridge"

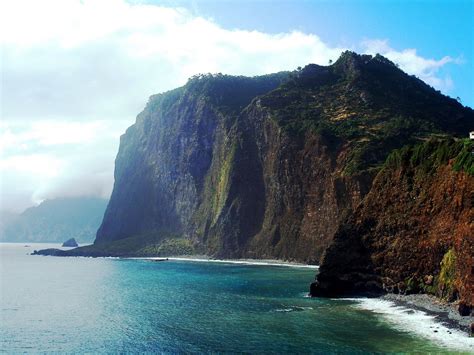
[2,197,108,243]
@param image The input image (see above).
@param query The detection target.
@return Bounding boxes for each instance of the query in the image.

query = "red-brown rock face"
[312,140,473,307]
[224,105,374,263]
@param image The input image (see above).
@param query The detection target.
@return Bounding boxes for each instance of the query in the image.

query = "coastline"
[24,245,472,338]
[342,294,473,352]
[137,255,319,269]
[381,293,473,333]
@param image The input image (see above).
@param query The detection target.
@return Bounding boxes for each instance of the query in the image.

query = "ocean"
[0,243,472,353]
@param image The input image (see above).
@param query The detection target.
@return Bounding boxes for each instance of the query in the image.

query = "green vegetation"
[404,276,437,295]
[185,72,289,115]
[89,232,167,256]
[34,235,200,257]
[211,142,237,223]
[405,276,419,294]
[452,140,474,175]
[421,281,436,295]
[436,249,457,301]
[385,138,473,176]
[137,238,196,256]
[259,52,472,175]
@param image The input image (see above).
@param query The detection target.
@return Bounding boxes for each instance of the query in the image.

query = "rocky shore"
[381,293,473,336]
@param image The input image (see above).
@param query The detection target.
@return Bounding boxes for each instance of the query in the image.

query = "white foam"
[137,256,319,269]
[294,306,313,310]
[341,298,474,352]
[274,306,313,312]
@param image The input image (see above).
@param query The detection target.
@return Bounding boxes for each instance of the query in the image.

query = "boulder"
[458,302,472,317]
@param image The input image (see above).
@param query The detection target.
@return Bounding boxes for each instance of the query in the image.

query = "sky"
[0,0,473,212]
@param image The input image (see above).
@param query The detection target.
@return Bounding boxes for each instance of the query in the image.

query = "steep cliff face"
[95,73,289,249]
[89,51,473,263]
[311,139,473,307]
[207,104,374,262]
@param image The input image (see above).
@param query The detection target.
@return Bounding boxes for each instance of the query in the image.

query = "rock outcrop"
[62,238,79,247]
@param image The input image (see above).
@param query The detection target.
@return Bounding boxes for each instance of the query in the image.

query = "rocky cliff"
[90,51,472,261]
[37,52,474,282]
[311,139,473,306]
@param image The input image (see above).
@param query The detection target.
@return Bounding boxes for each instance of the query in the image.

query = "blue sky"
[153,0,473,106]
[1,0,472,211]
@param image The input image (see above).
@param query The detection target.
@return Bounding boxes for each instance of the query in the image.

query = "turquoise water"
[0,243,465,353]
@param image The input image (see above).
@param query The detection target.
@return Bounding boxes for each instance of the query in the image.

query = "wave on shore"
[342,298,473,352]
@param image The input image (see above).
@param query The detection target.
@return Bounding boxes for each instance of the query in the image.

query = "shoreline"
[381,293,473,333]
[342,294,473,352]
[136,255,319,269]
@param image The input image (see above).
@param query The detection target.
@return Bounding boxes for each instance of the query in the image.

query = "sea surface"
[1,243,472,353]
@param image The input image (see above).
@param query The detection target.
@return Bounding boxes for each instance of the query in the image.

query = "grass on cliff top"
[184,72,290,115]
[385,138,474,176]
[259,53,472,176]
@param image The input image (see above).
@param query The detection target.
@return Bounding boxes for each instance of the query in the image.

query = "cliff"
[311,138,473,308]
[36,52,473,278]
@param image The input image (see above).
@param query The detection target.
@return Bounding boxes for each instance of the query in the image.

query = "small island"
[62,238,78,247]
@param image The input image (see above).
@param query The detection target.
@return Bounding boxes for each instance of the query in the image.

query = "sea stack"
[62,238,79,247]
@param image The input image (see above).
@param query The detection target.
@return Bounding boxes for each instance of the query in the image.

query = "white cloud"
[0,154,63,178]
[1,0,346,122]
[362,39,460,92]
[0,121,106,154]
[0,153,64,208]
[0,119,130,211]
[0,0,462,212]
